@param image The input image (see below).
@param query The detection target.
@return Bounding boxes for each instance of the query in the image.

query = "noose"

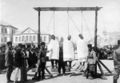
[53,11,55,35]
[81,11,83,35]
[46,11,55,34]
[67,10,70,36]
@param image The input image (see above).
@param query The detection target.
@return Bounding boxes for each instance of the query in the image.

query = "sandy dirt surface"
[0,60,120,83]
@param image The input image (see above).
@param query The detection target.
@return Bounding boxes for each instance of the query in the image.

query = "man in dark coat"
[14,44,27,82]
[32,42,47,80]
[113,40,120,83]
[58,37,65,75]
[27,48,37,69]
[5,41,14,83]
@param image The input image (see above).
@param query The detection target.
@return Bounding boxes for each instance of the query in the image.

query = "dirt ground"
[0,60,120,83]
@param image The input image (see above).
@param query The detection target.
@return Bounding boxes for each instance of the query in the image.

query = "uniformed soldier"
[21,44,28,82]
[113,40,120,83]
[39,42,47,79]
[5,41,14,83]
[86,45,97,79]
[32,42,47,80]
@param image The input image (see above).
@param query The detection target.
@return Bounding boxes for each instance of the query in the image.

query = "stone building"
[13,27,50,46]
[0,24,17,46]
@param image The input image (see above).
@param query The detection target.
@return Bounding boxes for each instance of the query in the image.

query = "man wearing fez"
[5,41,14,82]
[86,44,97,79]
[113,40,120,83]
[39,42,47,79]
[32,42,47,80]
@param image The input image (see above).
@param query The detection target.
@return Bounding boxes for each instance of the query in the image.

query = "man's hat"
[18,43,24,48]
[7,41,12,45]
[41,42,45,46]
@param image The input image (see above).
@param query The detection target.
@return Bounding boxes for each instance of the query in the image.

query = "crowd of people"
[0,34,120,83]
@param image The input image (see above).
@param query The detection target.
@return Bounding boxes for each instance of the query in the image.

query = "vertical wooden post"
[94,7,98,75]
[94,7,98,48]
[38,9,41,46]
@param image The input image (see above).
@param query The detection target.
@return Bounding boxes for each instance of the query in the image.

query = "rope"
[46,11,55,32]
[53,11,55,35]
[81,11,83,34]
[82,12,92,36]
[67,11,92,39]
[67,10,70,35]
[68,13,81,33]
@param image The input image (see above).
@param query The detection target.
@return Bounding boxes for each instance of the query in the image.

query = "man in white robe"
[76,34,89,71]
[47,35,59,69]
[63,35,74,71]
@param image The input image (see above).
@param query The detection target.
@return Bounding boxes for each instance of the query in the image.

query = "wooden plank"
[34,7,102,11]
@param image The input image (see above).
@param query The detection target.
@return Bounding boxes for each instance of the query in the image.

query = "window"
[19,37,21,42]
[1,27,7,34]
[33,36,36,41]
[15,37,18,42]
[29,36,32,41]
[1,38,3,42]
[4,37,7,42]
[1,28,4,33]
[22,36,24,41]
[12,29,15,34]
[40,36,42,42]
[44,36,46,42]
[26,36,28,41]
[4,28,7,34]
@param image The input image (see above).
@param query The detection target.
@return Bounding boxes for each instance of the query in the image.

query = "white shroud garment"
[63,40,74,61]
[77,39,88,61]
[47,39,59,60]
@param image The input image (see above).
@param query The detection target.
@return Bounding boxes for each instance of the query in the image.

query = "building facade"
[0,24,17,46]
[13,27,50,46]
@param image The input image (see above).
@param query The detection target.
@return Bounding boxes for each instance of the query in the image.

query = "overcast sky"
[0,0,120,41]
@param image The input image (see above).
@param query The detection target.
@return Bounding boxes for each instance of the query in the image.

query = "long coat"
[14,48,24,67]
[47,39,59,60]
[5,48,13,67]
[76,39,88,61]
[63,40,74,61]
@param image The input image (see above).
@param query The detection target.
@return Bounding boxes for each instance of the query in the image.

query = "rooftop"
[0,21,18,29]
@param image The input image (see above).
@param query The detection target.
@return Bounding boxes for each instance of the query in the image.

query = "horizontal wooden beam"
[34,7,102,11]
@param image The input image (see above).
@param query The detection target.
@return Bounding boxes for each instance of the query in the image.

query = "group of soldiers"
[4,34,120,83]
[5,42,38,83]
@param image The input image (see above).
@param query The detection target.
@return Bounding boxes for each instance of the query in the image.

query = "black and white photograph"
[0,0,120,83]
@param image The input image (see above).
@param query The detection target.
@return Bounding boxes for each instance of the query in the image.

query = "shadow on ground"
[26,72,71,83]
